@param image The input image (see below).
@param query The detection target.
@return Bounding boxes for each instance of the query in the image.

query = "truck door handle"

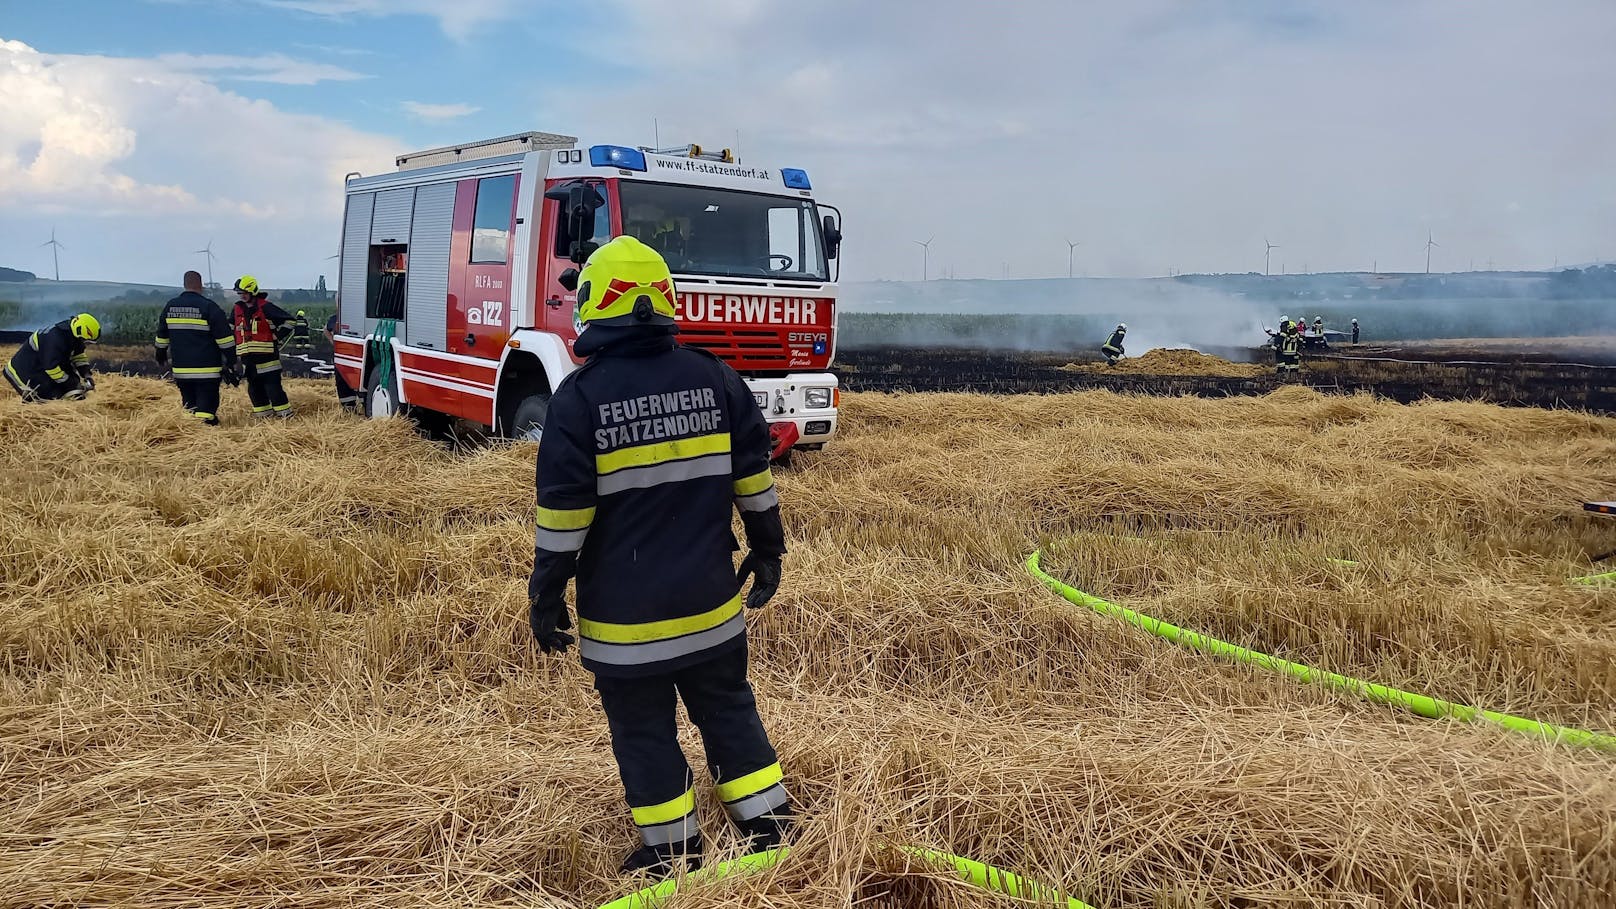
[464,333,476,346]
[546,297,563,308]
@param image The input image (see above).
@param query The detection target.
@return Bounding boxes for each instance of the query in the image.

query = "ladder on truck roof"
[396,131,577,171]
[648,144,737,163]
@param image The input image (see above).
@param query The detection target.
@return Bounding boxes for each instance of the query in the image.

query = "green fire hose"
[595,847,787,909]
[1026,550,1616,751]
[593,844,1094,909]
[368,318,399,399]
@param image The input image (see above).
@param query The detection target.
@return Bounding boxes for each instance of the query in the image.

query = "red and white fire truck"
[332,131,842,456]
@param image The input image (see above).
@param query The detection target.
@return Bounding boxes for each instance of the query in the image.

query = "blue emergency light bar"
[589,145,647,171]
[781,168,811,190]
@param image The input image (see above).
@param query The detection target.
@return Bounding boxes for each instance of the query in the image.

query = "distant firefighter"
[231,275,295,418]
[1276,321,1301,376]
[1313,316,1323,336]
[156,271,239,426]
[291,310,313,350]
[1102,323,1127,366]
[1351,318,1360,344]
[4,313,99,402]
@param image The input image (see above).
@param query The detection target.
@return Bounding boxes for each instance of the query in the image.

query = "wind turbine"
[913,235,934,281]
[194,239,219,288]
[1425,231,1439,275]
[1264,239,1279,276]
[41,229,64,281]
[1065,239,1080,279]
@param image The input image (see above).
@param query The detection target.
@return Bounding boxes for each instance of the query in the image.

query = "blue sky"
[2,0,1614,288]
[11,0,613,145]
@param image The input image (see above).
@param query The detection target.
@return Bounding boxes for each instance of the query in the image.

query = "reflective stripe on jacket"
[158,291,237,374]
[530,328,786,678]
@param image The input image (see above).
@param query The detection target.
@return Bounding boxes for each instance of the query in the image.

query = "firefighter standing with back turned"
[231,276,295,418]
[291,310,313,350]
[527,236,791,877]
[1277,319,1301,376]
[5,313,99,402]
[156,271,239,425]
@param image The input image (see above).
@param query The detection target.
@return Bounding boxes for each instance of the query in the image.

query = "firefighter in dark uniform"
[230,275,294,418]
[156,271,239,425]
[291,310,313,350]
[527,236,790,877]
[325,313,358,412]
[1277,320,1302,376]
[1101,322,1127,366]
[1351,318,1360,344]
[5,313,99,402]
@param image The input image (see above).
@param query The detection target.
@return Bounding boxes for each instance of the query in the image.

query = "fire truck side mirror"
[546,182,601,265]
[568,184,599,264]
[822,213,842,260]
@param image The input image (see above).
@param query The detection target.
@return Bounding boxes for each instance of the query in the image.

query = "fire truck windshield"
[619,181,829,282]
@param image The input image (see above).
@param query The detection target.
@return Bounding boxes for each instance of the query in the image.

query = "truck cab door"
[451,173,519,357]
[540,180,615,360]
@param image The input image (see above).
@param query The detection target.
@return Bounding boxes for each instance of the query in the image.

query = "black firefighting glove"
[527,573,574,654]
[79,374,95,392]
[223,364,242,387]
[155,348,168,366]
[736,553,781,609]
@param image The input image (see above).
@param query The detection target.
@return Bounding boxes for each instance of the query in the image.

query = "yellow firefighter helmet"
[70,313,101,342]
[575,236,677,327]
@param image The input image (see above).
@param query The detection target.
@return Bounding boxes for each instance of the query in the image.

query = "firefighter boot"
[734,801,793,855]
[620,834,703,876]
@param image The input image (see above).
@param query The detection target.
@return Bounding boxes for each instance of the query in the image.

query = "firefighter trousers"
[334,368,358,411]
[5,363,67,402]
[176,378,222,425]
[242,356,291,417]
[592,641,789,849]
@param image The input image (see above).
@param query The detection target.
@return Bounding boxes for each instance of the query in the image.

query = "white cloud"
[253,0,521,40]
[0,38,396,285]
[550,0,1616,280]
[400,100,480,122]
[157,52,369,85]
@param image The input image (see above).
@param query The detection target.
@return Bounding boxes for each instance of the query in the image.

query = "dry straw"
[3,376,1616,907]
[1061,349,1269,378]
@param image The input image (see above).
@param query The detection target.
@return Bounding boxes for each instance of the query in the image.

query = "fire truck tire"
[509,391,551,442]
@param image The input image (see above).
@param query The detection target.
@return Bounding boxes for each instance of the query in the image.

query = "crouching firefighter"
[231,275,294,418]
[5,313,99,402]
[156,271,240,425]
[526,236,791,877]
[1102,322,1127,366]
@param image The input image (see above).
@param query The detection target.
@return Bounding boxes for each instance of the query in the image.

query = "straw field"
[1061,349,1269,378]
[3,375,1616,908]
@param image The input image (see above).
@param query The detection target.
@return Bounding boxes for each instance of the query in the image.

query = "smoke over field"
[836,272,1616,352]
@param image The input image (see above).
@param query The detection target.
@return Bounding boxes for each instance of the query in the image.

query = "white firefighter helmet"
[1117,322,1127,331]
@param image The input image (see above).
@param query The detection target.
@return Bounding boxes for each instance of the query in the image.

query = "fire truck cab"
[332,131,842,456]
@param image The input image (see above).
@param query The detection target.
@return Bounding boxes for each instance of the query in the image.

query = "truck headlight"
[804,387,832,408]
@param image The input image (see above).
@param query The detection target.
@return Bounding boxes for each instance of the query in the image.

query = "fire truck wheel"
[364,368,404,420]
[509,391,551,442]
